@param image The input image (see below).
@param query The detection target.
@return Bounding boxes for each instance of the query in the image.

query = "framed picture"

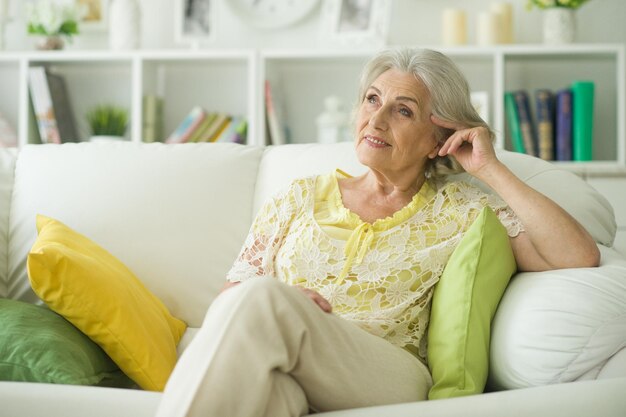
[174,0,216,45]
[76,0,108,32]
[320,0,391,48]
[470,91,490,125]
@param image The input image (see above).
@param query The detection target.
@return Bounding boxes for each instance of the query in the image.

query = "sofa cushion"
[459,150,616,247]
[427,207,516,399]
[8,142,264,327]
[0,298,132,387]
[489,246,626,389]
[255,142,366,214]
[27,215,187,391]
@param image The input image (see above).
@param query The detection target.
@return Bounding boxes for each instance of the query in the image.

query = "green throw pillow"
[0,298,133,387]
[427,207,517,400]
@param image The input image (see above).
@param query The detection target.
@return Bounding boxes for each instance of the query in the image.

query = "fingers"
[438,129,473,156]
[297,287,333,313]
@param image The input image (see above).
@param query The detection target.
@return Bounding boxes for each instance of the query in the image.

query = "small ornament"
[316,96,350,144]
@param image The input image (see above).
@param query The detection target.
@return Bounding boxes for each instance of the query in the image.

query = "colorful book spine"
[513,90,537,157]
[234,119,248,144]
[201,113,231,142]
[45,70,79,142]
[534,89,554,161]
[504,92,525,154]
[142,95,164,143]
[216,117,247,144]
[28,66,61,144]
[188,113,217,143]
[165,106,207,144]
[555,89,573,161]
[571,80,595,161]
[265,80,286,145]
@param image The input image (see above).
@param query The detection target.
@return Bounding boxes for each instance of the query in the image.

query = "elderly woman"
[157,48,599,417]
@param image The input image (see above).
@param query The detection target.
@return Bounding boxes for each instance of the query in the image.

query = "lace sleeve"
[226,180,305,283]
[450,181,525,238]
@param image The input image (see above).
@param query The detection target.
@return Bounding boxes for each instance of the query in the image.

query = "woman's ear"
[428,143,441,159]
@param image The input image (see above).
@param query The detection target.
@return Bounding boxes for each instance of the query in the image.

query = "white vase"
[543,8,576,44]
[109,0,141,50]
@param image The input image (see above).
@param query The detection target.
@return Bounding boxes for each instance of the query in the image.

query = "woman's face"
[354,68,439,180]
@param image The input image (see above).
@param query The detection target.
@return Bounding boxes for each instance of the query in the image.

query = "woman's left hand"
[431,115,499,178]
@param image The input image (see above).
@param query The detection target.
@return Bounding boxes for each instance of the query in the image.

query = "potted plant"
[26,0,80,50]
[86,105,129,142]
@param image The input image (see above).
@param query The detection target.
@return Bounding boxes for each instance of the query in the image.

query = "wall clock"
[227,0,320,30]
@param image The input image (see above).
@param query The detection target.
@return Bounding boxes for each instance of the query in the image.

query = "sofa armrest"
[488,245,626,390]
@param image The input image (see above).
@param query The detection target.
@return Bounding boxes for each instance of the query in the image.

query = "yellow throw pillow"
[27,215,187,391]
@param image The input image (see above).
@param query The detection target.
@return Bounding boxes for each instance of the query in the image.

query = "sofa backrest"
[5,142,263,327]
[0,141,617,328]
[256,142,616,246]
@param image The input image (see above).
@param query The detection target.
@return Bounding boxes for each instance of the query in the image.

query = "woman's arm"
[433,116,600,272]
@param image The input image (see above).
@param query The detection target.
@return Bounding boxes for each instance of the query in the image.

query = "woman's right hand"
[296,286,333,313]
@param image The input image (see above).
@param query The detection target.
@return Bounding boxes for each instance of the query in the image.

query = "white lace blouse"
[227,170,523,363]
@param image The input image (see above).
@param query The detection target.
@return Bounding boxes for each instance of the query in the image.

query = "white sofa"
[1,141,625,417]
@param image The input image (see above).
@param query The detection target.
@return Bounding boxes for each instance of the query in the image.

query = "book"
[571,80,595,161]
[534,89,554,161]
[28,66,61,144]
[0,112,17,147]
[504,92,525,154]
[165,106,207,144]
[216,117,247,144]
[142,95,164,142]
[554,89,573,161]
[264,79,288,145]
[45,70,79,142]
[197,113,230,142]
[232,119,248,144]
[188,113,217,142]
[513,90,537,157]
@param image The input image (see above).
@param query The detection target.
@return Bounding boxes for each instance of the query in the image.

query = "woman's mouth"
[364,135,390,147]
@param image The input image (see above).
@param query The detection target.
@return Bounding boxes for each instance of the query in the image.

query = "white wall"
[3,0,625,51]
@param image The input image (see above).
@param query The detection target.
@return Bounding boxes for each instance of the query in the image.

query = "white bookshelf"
[1,44,624,174]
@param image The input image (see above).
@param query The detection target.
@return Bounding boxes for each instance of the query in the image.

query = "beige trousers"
[156,277,432,417]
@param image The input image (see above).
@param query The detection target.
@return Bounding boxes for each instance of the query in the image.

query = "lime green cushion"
[0,298,133,387]
[427,207,517,399]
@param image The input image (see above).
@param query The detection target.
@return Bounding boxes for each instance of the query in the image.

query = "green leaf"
[59,20,79,36]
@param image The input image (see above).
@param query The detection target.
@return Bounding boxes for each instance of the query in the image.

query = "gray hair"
[354,47,494,179]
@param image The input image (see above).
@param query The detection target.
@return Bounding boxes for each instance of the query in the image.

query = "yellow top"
[227,170,522,362]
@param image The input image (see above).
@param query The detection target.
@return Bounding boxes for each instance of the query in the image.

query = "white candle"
[476,11,501,46]
[442,8,467,46]
[491,2,514,43]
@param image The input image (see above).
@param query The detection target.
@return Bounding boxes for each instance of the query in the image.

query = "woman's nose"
[368,105,390,130]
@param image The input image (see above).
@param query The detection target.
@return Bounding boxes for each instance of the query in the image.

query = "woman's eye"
[366,94,378,104]
[399,107,413,117]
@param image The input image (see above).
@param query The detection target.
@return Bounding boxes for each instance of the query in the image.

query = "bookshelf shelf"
[0,44,624,173]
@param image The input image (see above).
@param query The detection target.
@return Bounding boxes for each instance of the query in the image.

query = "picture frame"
[319,0,391,48]
[470,91,490,125]
[76,0,108,32]
[174,0,216,46]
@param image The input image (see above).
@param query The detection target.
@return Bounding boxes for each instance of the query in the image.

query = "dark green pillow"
[0,298,133,387]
